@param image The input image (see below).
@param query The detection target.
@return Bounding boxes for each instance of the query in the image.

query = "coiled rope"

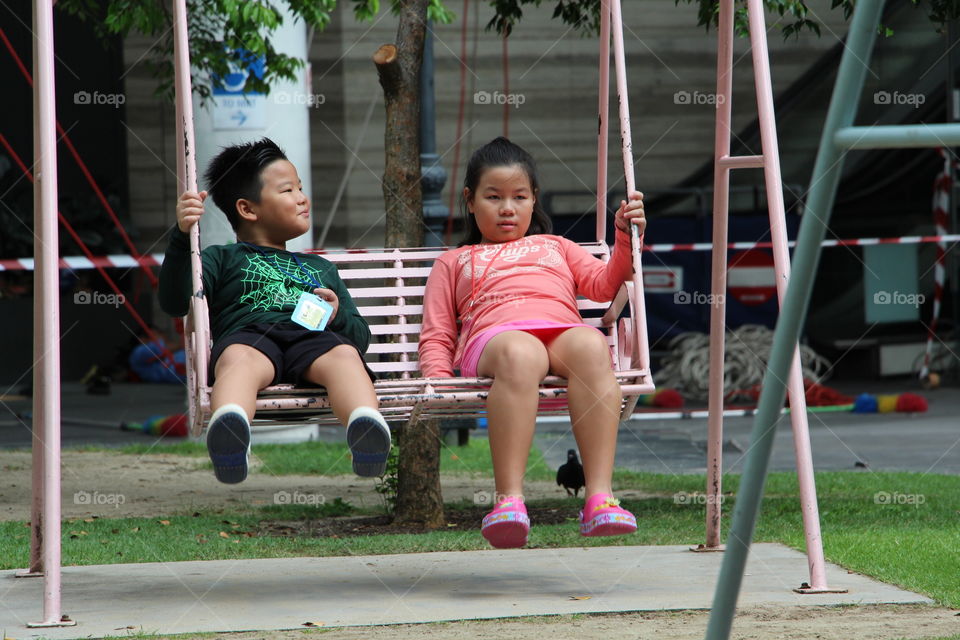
[654,324,833,403]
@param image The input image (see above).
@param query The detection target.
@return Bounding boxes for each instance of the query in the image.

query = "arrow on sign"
[231,111,248,126]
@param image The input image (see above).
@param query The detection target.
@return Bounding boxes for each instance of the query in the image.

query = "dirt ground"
[118,605,960,640]
[2,451,957,640]
[0,450,633,521]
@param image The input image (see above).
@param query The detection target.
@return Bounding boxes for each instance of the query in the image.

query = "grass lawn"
[4,440,958,610]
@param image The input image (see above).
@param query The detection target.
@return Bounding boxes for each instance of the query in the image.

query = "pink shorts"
[456,320,603,378]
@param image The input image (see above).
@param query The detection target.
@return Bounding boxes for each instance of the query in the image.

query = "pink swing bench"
[174,0,655,437]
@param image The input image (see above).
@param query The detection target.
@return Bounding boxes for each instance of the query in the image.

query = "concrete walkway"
[1,544,930,639]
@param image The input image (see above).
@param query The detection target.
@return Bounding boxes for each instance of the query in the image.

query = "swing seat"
[185,241,654,436]
[174,0,654,438]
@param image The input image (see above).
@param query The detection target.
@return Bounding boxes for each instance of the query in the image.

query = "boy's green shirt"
[159,227,371,352]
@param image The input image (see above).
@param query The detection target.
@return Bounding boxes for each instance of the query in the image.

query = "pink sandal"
[580,493,637,537]
[481,496,530,548]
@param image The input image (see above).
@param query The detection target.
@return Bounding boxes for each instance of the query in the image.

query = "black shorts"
[209,321,376,386]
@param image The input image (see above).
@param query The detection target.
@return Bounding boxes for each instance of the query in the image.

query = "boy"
[159,138,390,483]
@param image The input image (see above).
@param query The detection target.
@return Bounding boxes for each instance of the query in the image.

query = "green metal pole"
[836,123,960,149]
[703,2,885,639]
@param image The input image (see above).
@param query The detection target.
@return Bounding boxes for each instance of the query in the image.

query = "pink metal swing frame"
[176,0,655,436]
[698,0,841,594]
[21,0,841,627]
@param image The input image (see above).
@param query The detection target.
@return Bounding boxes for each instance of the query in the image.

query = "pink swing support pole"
[697,0,842,593]
[596,0,610,243]
[747,0,840,593]
[609,0,650,394]
[700,0,735,552]
[609,0,636,201]
[173,0,211,435]
[22,0,75,628]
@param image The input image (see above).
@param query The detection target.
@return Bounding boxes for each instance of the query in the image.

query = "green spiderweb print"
[239,253,326,311]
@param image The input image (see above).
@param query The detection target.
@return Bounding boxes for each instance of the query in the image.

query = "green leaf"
[428,0,455,24]
[352,0,380,21]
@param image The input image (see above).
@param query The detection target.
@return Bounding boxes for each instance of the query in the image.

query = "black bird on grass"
[556,449,585,497]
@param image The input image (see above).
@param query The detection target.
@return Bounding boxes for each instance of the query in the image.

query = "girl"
[419,137,645,548]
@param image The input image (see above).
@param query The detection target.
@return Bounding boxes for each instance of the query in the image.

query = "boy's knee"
[307,345,367,381]
[323,344,363,364]
[218,344,268,368]
[215,345,274,384]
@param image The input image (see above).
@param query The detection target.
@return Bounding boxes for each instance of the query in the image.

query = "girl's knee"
[481,334,548,379]
[565,330,610,360]
[552,330,613,377]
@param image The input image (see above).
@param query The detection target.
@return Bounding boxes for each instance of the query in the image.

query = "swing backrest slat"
[308,241,622,378]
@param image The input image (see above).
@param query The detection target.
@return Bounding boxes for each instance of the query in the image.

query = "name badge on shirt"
[291,291,334,331]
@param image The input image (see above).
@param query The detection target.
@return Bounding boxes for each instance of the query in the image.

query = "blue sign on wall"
[212,50,266,130]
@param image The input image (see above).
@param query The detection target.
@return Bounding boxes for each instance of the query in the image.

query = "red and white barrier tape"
[920,149,953,380]
[0,254,164,272]
[643,234,960,253]
[1,234,958,271]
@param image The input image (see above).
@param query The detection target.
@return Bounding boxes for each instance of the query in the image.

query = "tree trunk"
[374,4,425,249]
[374,1,445,529]
[395,418,444,527]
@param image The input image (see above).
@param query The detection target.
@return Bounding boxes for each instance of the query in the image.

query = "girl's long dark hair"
[458,137,552,246]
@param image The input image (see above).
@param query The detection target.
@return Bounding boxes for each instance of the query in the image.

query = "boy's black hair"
[459,136,552,246]
[203,137,288,231]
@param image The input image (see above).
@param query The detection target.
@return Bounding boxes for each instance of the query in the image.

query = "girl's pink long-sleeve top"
[418,231,634,378]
